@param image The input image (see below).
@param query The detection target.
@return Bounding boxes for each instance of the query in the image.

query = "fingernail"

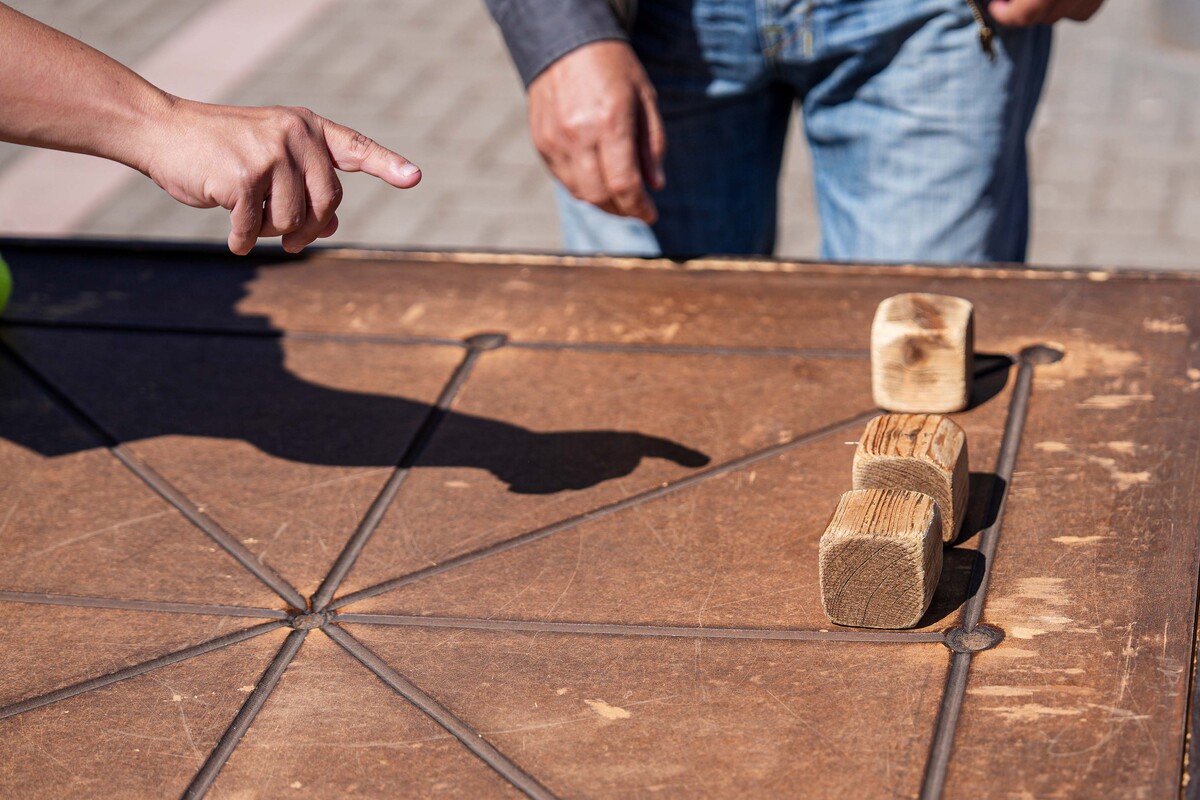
[397,162,420,179]
[654,165,666,188]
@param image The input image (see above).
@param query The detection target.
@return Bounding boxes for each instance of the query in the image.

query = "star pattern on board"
[0,305,1040,798]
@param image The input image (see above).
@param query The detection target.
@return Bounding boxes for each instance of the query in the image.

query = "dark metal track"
[0,591,287,619]
[0,623,282,721]
[325,625,558,800]
[918,352,1040,800]
[331,407,881,609]
[334,612,947,643]
[0,339,308,609]
[182,629,307,799]
[310,341,488,611]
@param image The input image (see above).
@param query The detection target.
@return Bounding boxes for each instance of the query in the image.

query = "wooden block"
[871,293,974,413]
[819,489,943,629]
[853,413,969,543]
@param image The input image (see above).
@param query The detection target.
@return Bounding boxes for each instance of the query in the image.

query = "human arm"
[987,0,1105,25]
[0,3,420,255]
[484,0,665,223]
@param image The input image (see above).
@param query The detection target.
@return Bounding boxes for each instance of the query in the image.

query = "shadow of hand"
[1,249,716,499]
[488,430,712,494]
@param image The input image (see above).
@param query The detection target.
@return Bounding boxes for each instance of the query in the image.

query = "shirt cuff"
[487,0,629,86]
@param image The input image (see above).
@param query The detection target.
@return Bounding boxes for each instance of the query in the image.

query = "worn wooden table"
[1,241,1198,798]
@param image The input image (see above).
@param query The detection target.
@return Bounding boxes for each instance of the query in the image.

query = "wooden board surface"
[0,241,1198,798]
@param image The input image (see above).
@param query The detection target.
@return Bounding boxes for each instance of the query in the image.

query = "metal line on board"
[331,408,881,610]
[310,339,491,611]
[182,629,307,799]
[334,612,947,644]
[324,625,558,800]
[0,339,308,610]
[918,352,1041,800]
[0,591,288,620]
[0,623,282,721]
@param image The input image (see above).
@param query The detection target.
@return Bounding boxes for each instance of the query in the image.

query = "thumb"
[322,120,422,188]
[637,87,666,191]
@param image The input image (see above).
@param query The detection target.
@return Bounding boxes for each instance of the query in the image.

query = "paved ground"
[1,0,1198,268]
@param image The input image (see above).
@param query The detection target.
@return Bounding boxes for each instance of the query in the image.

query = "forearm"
[484,0,628,85]
[0,3,169,171]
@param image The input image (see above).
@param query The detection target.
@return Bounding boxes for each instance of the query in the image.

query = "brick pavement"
[1,0,1197,269]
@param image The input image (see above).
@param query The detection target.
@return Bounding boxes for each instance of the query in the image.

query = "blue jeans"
[556,0,1052,262]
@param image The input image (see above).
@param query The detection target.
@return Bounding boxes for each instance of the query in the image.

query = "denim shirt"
[483,0,634,86]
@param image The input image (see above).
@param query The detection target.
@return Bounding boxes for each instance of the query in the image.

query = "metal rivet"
[288,611,332,630]
[464,332,508,350]
[943,623,1004,653]
[1019,344,1064,365]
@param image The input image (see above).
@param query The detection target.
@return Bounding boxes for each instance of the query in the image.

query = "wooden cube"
[871,293,974,413]
[853,413,969,543]
[819,489,942,629]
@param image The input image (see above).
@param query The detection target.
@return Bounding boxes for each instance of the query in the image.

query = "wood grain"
[854,413,969,543]
[4,243,1200,796]
[871,293,974,413]
[819,489,943,629]
[348,624,950,799]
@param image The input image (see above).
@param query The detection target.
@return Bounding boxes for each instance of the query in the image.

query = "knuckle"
[597,104,626,129]
[232,164,258,187]
[560,112,597,141]
[348,130,375,157]
[608,175,640,197]
[269,140,292,163]
[530,128,552,152]
[276,105,312,127]
[275,107,310,134]
[532,129,562,159]
[310,189,342,218]
[322,182,344,208]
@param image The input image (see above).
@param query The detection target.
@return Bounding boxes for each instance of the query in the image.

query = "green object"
[0,253,9,314]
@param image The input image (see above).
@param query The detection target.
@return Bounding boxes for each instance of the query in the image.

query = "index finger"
[321,119,422,188]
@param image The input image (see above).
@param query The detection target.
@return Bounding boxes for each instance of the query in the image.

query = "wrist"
[116,89,182,177]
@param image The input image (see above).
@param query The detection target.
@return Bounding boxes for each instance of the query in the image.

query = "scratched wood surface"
[0,241,1197,798]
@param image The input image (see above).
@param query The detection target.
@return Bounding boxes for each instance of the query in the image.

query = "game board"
[0,240,1197,798]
